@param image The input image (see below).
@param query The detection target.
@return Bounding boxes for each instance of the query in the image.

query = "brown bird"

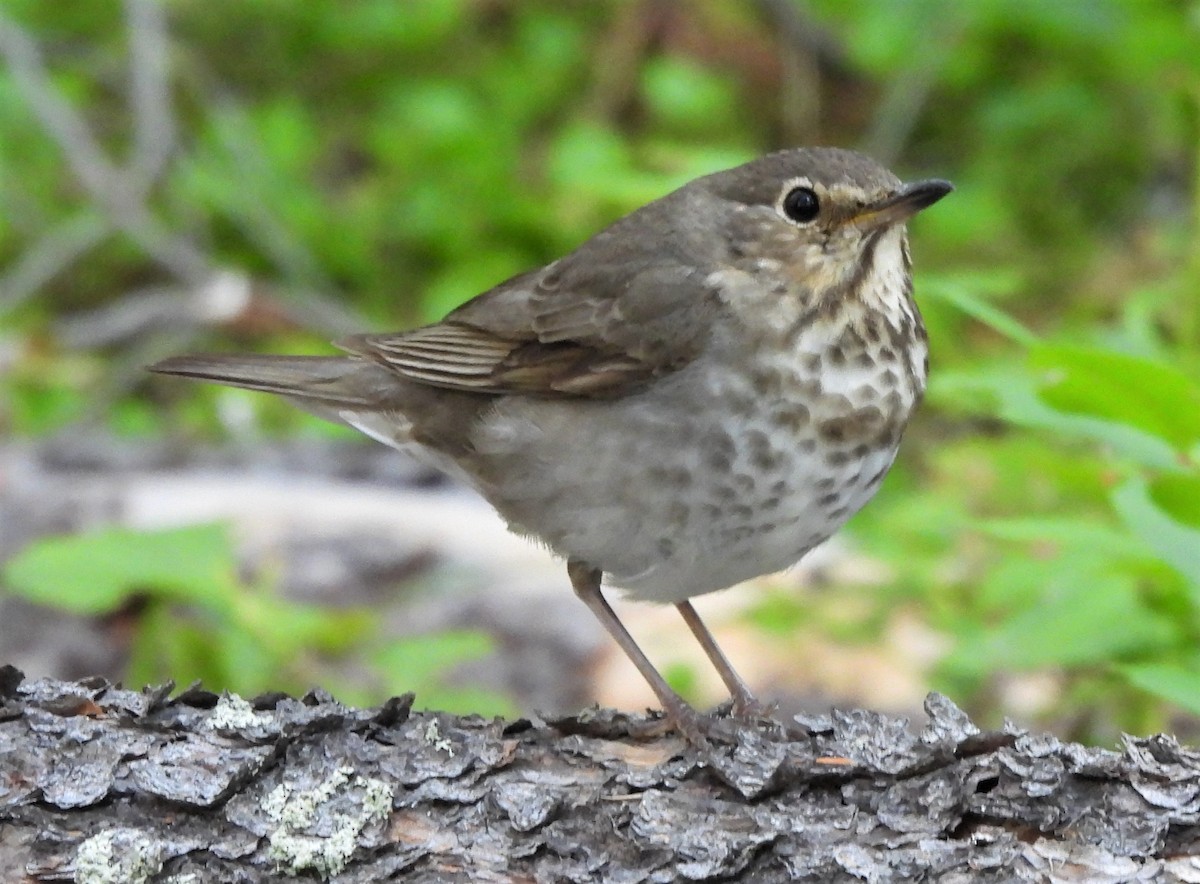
[151,147,951,738]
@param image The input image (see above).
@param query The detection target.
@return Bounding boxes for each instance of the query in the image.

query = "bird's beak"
[850,179,954,231]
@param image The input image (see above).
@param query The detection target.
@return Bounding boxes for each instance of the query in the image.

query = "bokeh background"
[1,0,1198,743]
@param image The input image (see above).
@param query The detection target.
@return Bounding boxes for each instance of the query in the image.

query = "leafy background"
[1,0,1198,741]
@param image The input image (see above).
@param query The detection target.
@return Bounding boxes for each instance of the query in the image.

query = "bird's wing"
[339,256,722,398]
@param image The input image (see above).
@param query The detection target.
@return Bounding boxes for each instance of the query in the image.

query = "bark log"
[2,666,1199,882]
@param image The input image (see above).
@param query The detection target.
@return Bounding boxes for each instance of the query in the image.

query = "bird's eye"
[781,187,820,223]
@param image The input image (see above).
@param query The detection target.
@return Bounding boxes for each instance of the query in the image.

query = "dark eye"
[782,187,820,223]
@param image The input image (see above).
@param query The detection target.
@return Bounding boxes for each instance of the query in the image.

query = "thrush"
[151,147,951,737]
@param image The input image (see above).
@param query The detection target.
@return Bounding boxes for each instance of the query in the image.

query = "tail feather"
[148,354,384,409]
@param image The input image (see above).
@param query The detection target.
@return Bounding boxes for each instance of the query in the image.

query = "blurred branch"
[0,13,122,203]
[584,1,655,121]
[203,100,362,335]
[0,212,110,315]
[754,0,856,147]
[53,272,253,351]
[124,0,176,186]
[860,8,968,165]
[0,6,365,339]
[0,8,211,285]
[753,0,851,77]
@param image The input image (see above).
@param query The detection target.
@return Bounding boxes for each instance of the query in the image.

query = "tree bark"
[2,667,1199,882]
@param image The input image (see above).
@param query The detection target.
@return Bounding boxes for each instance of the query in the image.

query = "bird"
[150,147,952,739]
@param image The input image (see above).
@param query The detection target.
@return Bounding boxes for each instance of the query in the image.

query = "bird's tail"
[148,354,391,410]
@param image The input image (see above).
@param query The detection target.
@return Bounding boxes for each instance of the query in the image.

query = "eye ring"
[781,186,820,224]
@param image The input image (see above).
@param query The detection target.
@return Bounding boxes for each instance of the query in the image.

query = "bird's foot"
[662,698,717,748]
[708,695,809,743]
[731,695,779,720]
[711,694,779,722]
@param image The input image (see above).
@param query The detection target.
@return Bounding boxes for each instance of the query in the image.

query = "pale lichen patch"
[75,827,164,884]
[423,717,454,755]
[206,693,271,731]
[262,766,395,879]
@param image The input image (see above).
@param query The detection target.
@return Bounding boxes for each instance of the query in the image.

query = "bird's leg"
[567,560,706,741]
[674,600,766,717]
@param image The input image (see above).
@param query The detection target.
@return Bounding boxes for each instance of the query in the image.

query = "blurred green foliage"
[2,524,511,715]
[1,0,1199,738]
[935,341,1200,737]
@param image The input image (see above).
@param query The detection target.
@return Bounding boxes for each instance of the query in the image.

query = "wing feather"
[338,225,725,398]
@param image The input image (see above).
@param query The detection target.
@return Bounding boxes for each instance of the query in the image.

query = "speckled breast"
[605,322,924,601]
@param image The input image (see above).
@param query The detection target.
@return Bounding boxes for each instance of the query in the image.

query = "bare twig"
[0,212,110,315]
[583,0,655,122]
[860,8,968,166]
[0,11,123,201]
[776,25,823,147]
[0,6,362,336]
[753,0,851,77]
[53,271,253,350]
[754,0,863,147]
[204,100,362,334]
[0,8,212,285]
[124,0,176,187]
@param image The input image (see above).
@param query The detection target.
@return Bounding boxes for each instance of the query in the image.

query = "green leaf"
[932,365,1180,470]
[372,630,495,690]
[921,272,1036,345]
[127,604,231,691]
[1112,477,1200,589]
[1149,474,1200,530]
[209,622,281,694]
[1030,344,1200,455]
[664,661,701,702]
[969,517,1164,616]
[640,57,740,135]
[944,572,1174,675]
[976,516,1149,557]
[372,630,512,716]
[3,524,236,614]
[1122,663,1200,718]
[239,594,376,656]
[424,687,515,718]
